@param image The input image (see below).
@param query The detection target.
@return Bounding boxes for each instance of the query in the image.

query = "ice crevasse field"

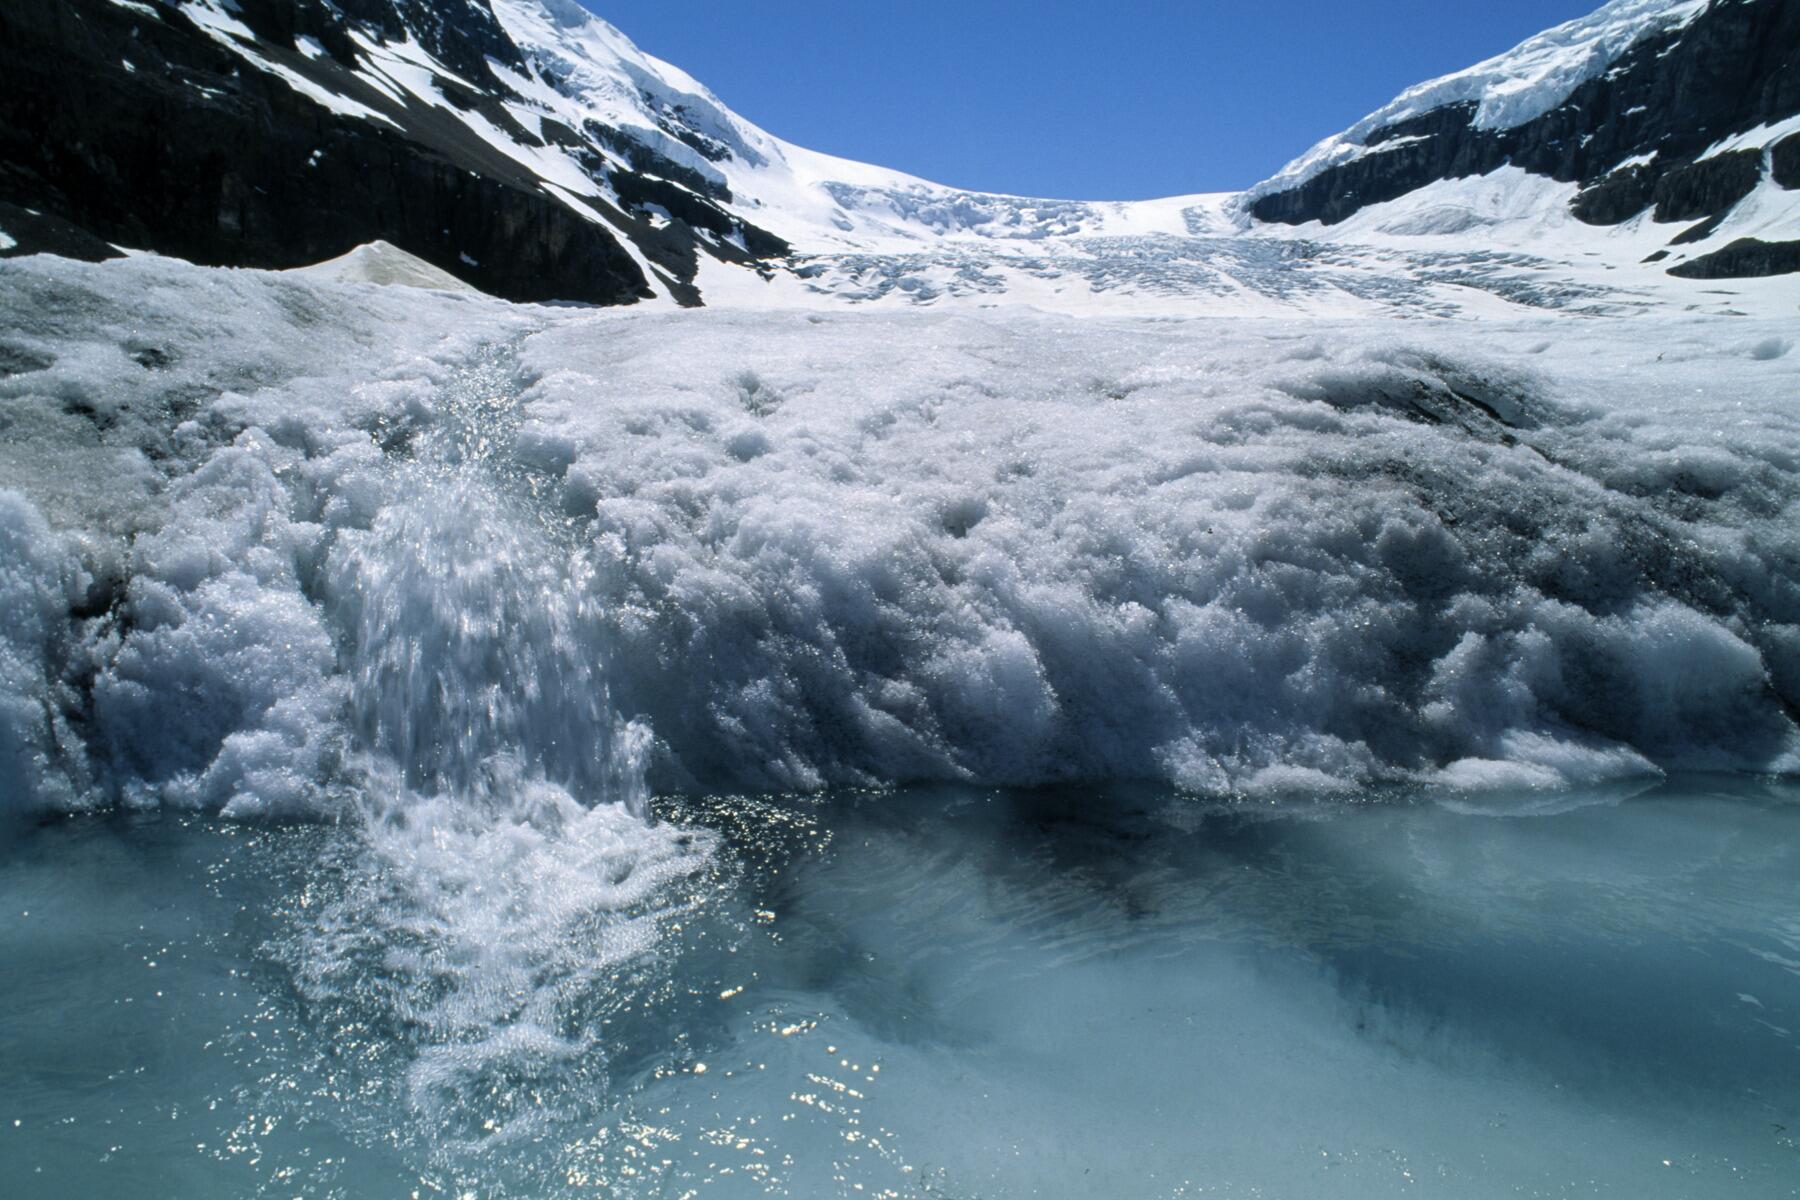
[1,253,1799,1197]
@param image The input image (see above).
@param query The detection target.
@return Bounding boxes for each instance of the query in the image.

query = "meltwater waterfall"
[327,344,650,812]
[285,344,712,1156]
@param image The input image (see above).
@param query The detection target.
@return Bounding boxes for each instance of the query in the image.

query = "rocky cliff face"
[0,0,786,304]
[1,0,1793,302]
[1249,0,1799,276]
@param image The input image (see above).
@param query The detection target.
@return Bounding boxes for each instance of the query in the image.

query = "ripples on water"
[3,778,1797,1199]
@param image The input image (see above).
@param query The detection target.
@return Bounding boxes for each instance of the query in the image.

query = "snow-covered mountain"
[0,0,1794,311]
[0,0,795,303]
[1246,0,1800,280]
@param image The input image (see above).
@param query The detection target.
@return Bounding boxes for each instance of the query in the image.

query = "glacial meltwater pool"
[3,777,1796,1199]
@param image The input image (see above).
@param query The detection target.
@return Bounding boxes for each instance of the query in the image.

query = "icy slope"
[1249,0,1714,203]
[0,0,1222,303]
[486,0,1798,309]
[485,0,1223,253]
[1244,0,1800,284]
[5,0,1791,310]
[4,254,1798,819]
[294,241,479,290]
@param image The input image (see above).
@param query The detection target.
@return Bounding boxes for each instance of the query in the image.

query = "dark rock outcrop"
[1649,151,1764,222]
[0,201,121,263]
[1773,133,1800,188]
[0,0,787,304]
[1668,237,1800,277]
[1251,0,1800,276]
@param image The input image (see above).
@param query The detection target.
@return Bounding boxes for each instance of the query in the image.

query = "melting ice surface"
[2,254,1800,1196]
[6,256,1800,812]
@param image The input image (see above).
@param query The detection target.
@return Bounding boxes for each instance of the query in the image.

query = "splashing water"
[289,774,709,1152]
[291,345,713,1153]
[329,346,649,811]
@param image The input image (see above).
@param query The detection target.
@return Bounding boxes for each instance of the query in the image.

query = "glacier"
[33,0,1793,311]
[2,2,1799,1196]
[3,251,1798,821]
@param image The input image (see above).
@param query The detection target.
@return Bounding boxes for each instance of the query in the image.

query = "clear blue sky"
[577,1,1599,199]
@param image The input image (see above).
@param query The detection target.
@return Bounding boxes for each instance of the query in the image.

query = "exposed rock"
[1669,213,1728,246]
[1251,0,1800,259]
[0,0,788,305]
[0,201,121,263]
[1652,151,1763,223]
[1572,164,1661,226]
[1668,237,1800,277]
[1774,133,1800,188]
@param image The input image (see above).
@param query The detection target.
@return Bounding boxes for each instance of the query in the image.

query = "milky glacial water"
[3,779,1798,1199]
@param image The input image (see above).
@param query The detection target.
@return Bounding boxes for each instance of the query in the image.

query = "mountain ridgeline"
[0,0,1794,303]
[0,0,786,304]
[1247,0,1800,279]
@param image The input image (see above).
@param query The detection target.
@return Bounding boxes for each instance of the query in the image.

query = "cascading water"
[288,344,713,1155]
[328,345,649,811]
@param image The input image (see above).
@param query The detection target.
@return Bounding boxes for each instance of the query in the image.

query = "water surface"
[4,777,1797,1198]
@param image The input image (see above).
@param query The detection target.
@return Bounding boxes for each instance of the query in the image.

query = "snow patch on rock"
[1247,0,1712,207]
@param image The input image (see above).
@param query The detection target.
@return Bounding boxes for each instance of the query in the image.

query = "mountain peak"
[0,0,1793,310]
[1250,0,1717,207]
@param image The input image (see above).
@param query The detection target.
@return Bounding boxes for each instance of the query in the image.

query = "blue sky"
[577,1,1599,199]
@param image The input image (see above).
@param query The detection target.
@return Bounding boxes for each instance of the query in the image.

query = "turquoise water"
[4,778,1798,1199]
